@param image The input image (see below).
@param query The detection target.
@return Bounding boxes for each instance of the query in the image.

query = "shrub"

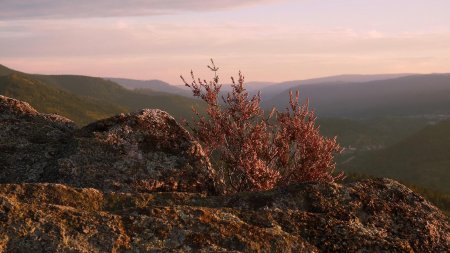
[181,60,343,193]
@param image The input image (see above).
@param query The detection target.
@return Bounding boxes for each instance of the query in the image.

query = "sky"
[1,0,450,84]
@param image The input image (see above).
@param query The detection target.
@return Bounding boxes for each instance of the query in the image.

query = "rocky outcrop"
[0,95,219,194]
[0,96,76,184]
[0,95,448,252]
[0,179,448,252]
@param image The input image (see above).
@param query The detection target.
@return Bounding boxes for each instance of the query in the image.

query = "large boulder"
[59,109,219,194]
[0,96,220,194]
[0,179,448,252]
[0,95,76,183]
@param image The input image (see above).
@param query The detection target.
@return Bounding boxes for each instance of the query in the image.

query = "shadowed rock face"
[0,96,76,184]
[0,96,448,252]
[0,95,219,194]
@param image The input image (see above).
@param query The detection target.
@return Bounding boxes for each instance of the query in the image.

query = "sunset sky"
[1,0,450,84]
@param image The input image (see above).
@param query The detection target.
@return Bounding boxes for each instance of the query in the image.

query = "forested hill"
[344,119,450,194]
[0,64,205,125]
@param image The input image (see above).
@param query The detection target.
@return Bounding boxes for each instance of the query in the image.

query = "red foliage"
[181,60,343,193]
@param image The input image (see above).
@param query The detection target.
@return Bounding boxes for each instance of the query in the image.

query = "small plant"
[181,59,343,193]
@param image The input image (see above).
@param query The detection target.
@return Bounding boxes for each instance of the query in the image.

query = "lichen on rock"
[0,96,221,195]
[0,96,448,252]
[0,180,448,252]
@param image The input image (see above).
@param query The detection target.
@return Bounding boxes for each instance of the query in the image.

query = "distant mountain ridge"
[108,73,418,99]
[107,77,192,97]
[263,74,450,118]
[0,64,205,125]
[256,73,416,100]
[3,63,450,120]
[0,73,126,124]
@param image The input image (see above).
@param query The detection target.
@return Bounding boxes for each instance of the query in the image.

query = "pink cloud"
[1,0,285,19]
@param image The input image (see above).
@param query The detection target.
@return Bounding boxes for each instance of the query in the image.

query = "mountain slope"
[108,77,192,97]
[0,64,206,124]
[258,73,414,100]
[263,74,450,118]
[344,119,450,193]
[32,74,205,120]
[0,73,126,125]
[319,117,429,149]
[0,64,18,76]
